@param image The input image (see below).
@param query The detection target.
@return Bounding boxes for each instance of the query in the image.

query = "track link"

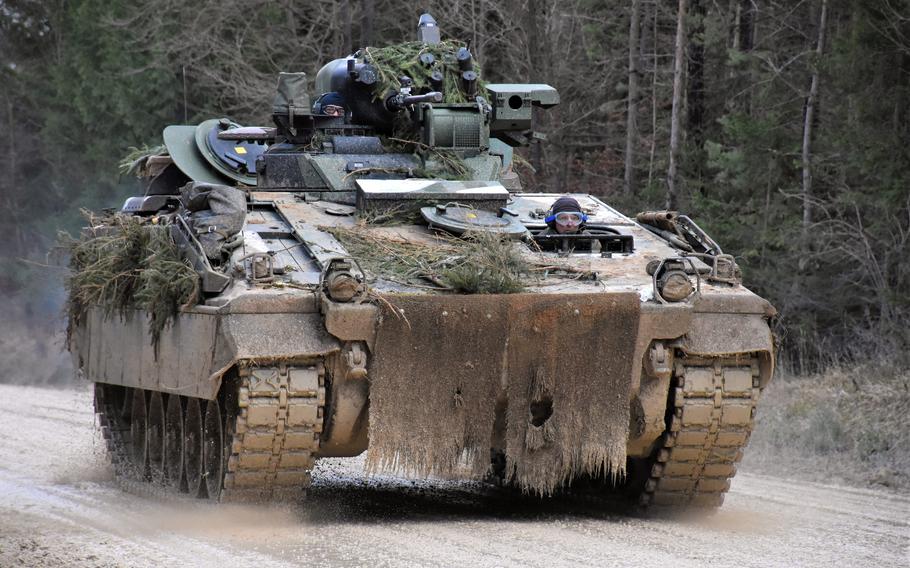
[221,363,326,501]
[94,384,133,478]
[641,355,762,508]
[93,361,325,502]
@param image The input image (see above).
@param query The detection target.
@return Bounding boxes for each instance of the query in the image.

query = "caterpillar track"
[641,355,762,508]
[94,362,325,502]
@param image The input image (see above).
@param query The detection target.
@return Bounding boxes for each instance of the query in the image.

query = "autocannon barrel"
[385,91,443,111]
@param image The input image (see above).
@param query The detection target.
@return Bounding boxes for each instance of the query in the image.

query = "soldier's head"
[546,196,587,234]
[313,92,346,117]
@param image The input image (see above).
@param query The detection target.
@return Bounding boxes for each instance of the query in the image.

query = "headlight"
[647,257,699,303]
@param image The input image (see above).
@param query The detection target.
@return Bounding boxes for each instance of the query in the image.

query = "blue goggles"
[545,211,588,225]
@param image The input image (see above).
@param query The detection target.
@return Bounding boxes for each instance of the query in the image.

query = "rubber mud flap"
[366,292,640,495]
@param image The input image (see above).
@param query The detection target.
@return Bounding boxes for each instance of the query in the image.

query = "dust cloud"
[0,284,73,386]
[0,384,907,568]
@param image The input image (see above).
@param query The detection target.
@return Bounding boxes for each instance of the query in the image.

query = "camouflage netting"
[367,293,641,495]
[63,212,200,350]
[326,225,527,293]
[359,40,489,179]
[387,140,472,181]
[361,40,489,104]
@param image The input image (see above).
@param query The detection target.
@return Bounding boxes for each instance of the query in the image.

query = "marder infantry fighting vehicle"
[70,14,775,508]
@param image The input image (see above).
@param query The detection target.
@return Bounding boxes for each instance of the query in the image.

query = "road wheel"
[163,395,185,492]
[184,398,204,497]
[147,392,165,484]
[129,389,148,480]
[202,399,224,500]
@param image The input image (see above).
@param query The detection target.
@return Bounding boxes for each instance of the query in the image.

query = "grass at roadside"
[743,364,910,492]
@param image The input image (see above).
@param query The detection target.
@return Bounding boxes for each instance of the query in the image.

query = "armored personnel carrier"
[70,14,775,508]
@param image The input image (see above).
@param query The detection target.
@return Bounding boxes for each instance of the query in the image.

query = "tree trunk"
[647,1,659,190]
[527,0,544,178]
[801,0,828,265]
[5,95,24,256]
[624,0,642,195]
[687,0,705,151]
[559,148,571,193]
[343,0,353,55]
[285,1,297,37]
[687,0,706,193]
[740,0,754,52]
[731,0,741,52]
[666,0,687,210]
[181,66,188,123]
[727,0,754,114]
[361,0,374,47]
[470,0,479,61]
[740,0,755,115]
[760,175,772,269]
[894,51,908,138]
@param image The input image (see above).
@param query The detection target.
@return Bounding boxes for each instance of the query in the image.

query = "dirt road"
[0,384,907,568]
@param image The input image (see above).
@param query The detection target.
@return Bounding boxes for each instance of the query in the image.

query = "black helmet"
[312,92,346,115]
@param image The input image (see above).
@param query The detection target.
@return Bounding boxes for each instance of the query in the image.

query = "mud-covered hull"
[72,307,338,400]
[75,264,773,505]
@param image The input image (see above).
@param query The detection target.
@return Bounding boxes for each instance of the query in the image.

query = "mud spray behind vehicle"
[68,13,775,508]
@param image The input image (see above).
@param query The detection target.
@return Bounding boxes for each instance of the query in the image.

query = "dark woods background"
[2,0,909,376]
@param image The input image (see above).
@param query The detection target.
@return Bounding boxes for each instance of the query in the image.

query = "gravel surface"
[0,383,907,567]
